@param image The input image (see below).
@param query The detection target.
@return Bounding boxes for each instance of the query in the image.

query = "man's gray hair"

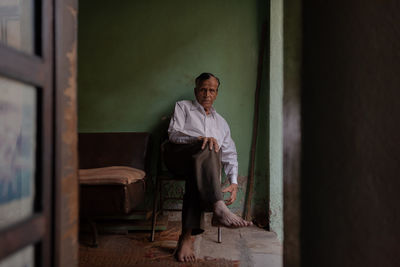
[195,72,220,88]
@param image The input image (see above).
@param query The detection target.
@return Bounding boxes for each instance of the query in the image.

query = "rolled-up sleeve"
[168,102,198,144]
[221,125,238,184]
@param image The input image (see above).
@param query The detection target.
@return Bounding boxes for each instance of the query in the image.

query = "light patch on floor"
[197,223,282,267]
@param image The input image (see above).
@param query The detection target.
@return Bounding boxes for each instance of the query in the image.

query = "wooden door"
[0,0,77,266]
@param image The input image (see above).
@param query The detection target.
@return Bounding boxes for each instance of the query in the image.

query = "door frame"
[53,0,79,266]
[0,0,79,266]
[0,0,54,265]
[283,0,302,266]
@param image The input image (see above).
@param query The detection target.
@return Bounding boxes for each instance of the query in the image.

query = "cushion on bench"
[78,132,151,216]
[79,166,145,185]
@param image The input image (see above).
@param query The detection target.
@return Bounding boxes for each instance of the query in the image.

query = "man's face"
[194,77,219,111]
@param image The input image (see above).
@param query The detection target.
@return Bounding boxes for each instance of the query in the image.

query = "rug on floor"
[79,224,239,267]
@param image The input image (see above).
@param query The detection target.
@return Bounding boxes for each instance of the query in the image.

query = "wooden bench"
[78,132,151,246]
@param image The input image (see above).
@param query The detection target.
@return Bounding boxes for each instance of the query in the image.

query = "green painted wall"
[269,0,283,242]
[78,0,269,215]
[251,0,283,243]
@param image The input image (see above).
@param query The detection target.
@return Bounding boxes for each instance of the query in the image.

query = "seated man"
[164,72,252,262]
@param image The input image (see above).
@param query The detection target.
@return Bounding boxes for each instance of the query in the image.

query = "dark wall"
[302,1,400,266]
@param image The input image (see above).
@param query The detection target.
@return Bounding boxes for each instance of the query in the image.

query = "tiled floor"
[196,223,282,267]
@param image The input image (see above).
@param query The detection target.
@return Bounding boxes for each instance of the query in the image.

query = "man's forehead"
[198,77,219,87]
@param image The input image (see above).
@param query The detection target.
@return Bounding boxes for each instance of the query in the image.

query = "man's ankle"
[213,200,227,212]
[181,229,192,240]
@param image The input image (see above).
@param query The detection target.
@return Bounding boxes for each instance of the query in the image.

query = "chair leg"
[217,170,222,243]
[217,226,222,243]
[150,177,160,242]
[87,218,98,248]
[159,180,164,215]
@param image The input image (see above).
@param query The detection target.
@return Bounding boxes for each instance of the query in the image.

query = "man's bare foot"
[175,233,196,262]
[212,200,253,228]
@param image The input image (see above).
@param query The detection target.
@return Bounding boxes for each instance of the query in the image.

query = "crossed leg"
[164,141,252,262]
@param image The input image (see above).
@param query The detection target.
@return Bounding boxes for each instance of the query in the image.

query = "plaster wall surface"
[269,0,283,243]
[78,0,269,215]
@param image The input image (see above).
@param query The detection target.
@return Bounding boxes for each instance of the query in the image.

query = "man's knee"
[194,145,221,157]
[193,146,221,169]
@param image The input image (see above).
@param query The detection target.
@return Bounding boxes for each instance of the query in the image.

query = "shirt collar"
[191,100,216,117]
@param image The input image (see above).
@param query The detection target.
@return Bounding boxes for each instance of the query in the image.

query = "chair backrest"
[78,132,151,173]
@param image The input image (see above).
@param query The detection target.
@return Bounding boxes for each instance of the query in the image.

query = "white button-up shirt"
[168,100,238,184]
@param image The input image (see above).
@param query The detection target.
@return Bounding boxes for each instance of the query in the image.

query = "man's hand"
[198,136,220,152]
[222,183,238,206]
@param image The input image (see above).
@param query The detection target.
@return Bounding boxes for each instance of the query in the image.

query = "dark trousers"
[163,141,223,235]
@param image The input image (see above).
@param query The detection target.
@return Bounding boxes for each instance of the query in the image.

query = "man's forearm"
[222,156,238,184]
[227,172,238,185]
[169,131,199,144]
